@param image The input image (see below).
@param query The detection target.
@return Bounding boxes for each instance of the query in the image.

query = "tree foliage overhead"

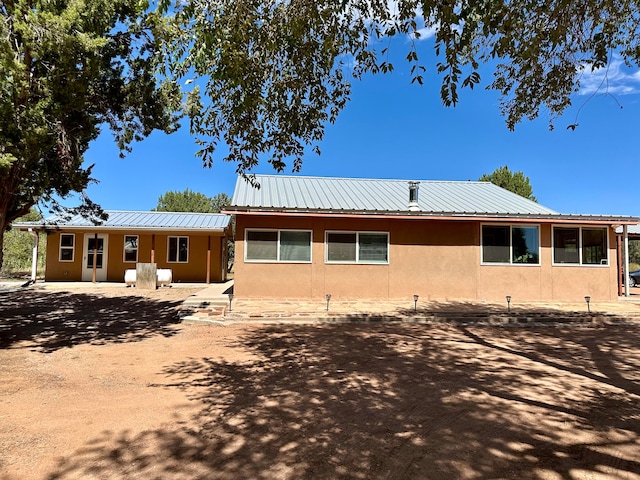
[154,189,230,213]
[157,0,640,176]
[479,165,537,202]
[0,0,181,268]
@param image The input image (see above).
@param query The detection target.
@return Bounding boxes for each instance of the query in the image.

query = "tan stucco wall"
[44,229,227,283]
[234,215,619,302]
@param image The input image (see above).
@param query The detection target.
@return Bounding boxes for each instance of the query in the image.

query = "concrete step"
[182,298,228,308]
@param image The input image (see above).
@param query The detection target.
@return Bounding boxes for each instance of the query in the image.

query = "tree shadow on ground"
[374,300,640,324]
[0,289,183,352]
[47,324,640,479]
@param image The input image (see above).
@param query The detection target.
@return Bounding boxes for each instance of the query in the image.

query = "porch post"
[617,234,623,297]
[624,225,630,297]
[151,234,155,263]
[28,228,38,283]
[206,236,211,284]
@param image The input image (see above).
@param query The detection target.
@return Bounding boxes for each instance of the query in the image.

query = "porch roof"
[13,210,231,232]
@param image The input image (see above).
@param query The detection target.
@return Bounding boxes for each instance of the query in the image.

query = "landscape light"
[413,294,419,312]
[585,296,591,313]
[228,293,234,312]
[325,293,332,311]
[506,295,512,313]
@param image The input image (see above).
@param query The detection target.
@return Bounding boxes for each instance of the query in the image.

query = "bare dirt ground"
[1,286,640,480]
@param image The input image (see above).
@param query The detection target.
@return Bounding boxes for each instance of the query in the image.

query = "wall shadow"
[0,289,183,352]
[45,324,640,479]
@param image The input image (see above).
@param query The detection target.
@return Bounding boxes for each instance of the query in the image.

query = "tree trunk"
[0,222,5,272]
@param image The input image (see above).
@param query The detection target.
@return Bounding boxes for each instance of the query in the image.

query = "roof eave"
[225,207,640,224]
[14,224,230,232]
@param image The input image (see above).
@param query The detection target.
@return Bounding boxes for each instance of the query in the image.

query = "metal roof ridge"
[249,174,489,184]
[104,210,229,215]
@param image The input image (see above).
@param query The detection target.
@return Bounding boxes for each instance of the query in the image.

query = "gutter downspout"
[28,228,39,284]
[624,225,630,297]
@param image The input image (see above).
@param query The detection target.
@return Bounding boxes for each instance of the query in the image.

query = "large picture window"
[481,225,540,265]
[553,227,608,265]
[245,230,311,262]
[168,236,189,263]
[325,231,389,264]
[123,235,138,263]
[59,234,75,262]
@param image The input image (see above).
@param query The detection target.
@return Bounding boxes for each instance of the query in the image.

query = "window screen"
[280,231,311,262]
[359,233,388,263]
[326,233,357,262]
[246,230,311,262]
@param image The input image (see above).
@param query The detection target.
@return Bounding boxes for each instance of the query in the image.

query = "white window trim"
[552,225,609,267]
[480,223,541,266]
[167,236,189,263]
[324,230,390,265]
[59,233,75,262]
[244,229,313,263]
[123,235,139,263]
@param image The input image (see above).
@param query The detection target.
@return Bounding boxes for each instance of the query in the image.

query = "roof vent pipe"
[408,181,420,212]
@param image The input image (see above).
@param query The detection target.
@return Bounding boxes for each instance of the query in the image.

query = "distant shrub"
[1,211,46,277]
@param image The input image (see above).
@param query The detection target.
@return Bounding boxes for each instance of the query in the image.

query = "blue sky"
[76,39,640,217]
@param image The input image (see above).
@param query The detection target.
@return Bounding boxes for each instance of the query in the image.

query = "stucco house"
[15,210,232,284]
[226,174,639,302]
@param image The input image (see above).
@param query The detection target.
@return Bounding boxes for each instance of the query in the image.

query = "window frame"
[123,235,139,263]
[167,236,189,263]
[480,223,541,266]
[244,229,312,263]
[59,233,75,262]
[324,230,390,265]
[552,225,609,266]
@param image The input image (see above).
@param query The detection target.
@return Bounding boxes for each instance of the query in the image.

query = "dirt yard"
[1,286,640,479]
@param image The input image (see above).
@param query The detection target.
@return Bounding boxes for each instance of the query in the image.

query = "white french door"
[82,234,109,281]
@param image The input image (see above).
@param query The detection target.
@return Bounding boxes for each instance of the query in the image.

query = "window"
[325,231,389,264]
[553,227,608,265]
[582,228,607,265]
[481,225,540,265]
[59,234,75,262]
[123,235,138,263]
[168,236,189,263]
[553,228,579,264]
[245,230,311,262]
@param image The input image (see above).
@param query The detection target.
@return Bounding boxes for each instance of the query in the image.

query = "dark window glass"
[168,236,189,263]
[124,235,138,262]
[512,226,539,264]
[553,228,579,264]
[60,234,74,247]
[168,237,177,262]
[178,237,188,262]
[482,226,510,263]
[582,228,607,265]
